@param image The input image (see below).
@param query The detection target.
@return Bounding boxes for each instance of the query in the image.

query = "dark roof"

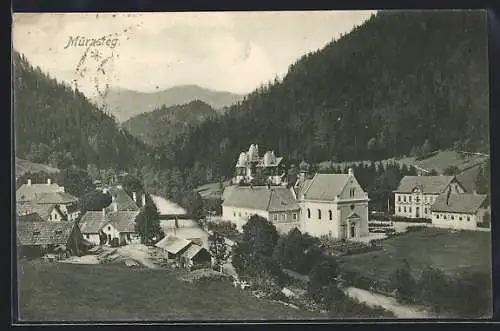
[16,183,64,202]
[294,178,312,198]
[17,213,44,223]
[79,210,139,234]
[394,176,455,194]
[16,202,62,221]
[155,235,192,254]
[301,173,350,201]
[17,221,76,246]
[456,165,483,193]
[430,193,487,214]
[31,191,78,204]
[182,244,210,260]
[106,188,139,212]
[222,186,299,212]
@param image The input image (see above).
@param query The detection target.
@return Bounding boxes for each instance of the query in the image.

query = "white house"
[79,207,140,246]
[294,169,370,240]
[16,178,65,202]
[430,190,489,230]
[222,185,300,234]
[393,175,465,219]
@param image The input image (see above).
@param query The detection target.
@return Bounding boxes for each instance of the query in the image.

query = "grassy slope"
[18,261,328,322]
[15,158,59,177]
[340,228,492,281]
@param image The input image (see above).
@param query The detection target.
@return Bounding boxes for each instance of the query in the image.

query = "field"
[15,157,59,177]
[17,261,328,322]
[340,227,492,281]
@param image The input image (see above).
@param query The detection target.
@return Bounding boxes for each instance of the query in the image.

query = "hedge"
[390,216,432,224]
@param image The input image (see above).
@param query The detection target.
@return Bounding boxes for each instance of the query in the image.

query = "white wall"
[431,211,477,230]
[83,233,100,245]
[269,210,300,235]
[222,206,269,231]
[339,201,369,238]
[395,193,439,218]
[300,201,341,238]
[101,222,122,243]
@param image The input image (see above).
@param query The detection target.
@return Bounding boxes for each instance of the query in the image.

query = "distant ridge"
[97,84,244,122]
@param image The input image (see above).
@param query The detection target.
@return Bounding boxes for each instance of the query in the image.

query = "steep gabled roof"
[16,183,64,202]
[79,211,108,234]
[155,235,192,255]
[79,210,139,234]
[16,202,64,221]
[17,221,76,246]
[31,191,78,204]
[105,211,140,233]
[181,244,210,261]
[17,212,44,223]
[301,173,350,201]
[106,188,140,212]
[395,176,455,194]
[430,193,487,214]
[222,186,299,212]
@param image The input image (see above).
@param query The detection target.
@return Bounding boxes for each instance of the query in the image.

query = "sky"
[13,11,375,98]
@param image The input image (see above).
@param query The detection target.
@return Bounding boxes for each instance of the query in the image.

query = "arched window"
[318,209,322,220]
[329,210,333,220]
[307,208,311,218]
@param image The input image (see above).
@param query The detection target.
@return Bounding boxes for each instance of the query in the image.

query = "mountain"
[13,51,151,171]
[123,100,218,146]
[97,85,243,122]
[154,10,489,179]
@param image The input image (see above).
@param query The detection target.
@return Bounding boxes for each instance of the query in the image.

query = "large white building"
[293,169,370,240]
[222,167,370,240]
[430,191,489,230]
[393,175,465,219]
[222,186,300,234]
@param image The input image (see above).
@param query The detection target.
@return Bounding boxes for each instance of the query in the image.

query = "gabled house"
[16,178,65,202]
[294,169,370,240]
[155,235,212,269]
[430,191,489,230]
[222,185,300,234]
[17,221,84,258]
[105,187,142,212]
[79,208,140,246]
[17,202,67,222]
[233,144,287,186]
[394,175,465,219]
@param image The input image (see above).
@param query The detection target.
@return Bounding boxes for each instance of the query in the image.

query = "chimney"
[27,179,32,186]
[102,208,106,219]
[141,194,146,206]
[348,168,354,177]
[446,186,451,205]
[132,192,137,203]
[113,201,118,212]
[47,178,52,185]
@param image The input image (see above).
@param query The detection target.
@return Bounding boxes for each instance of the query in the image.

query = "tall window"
[409,196,412,203]
[404,195,407,202]
[398,207,401,212]
[307,208,311,219]
[329,210,333,220]
[293,213,297,220]
[398,195,401,202]
[318,209,322,220]
[409,207,412,213]
[349,188,356,198]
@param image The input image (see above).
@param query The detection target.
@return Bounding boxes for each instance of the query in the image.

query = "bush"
[390,216,432,224]
[389,260,418,304]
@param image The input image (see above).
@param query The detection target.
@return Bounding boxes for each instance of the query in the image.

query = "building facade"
[222,186,300,234]
[233,144,287,186]
[294,169,370,240]
[394,175,465,219]
[430,191,489,230]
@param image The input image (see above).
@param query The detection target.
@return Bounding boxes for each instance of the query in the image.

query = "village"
[15,144,492,319]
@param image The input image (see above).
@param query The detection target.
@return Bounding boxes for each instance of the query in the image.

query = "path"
[151,194,186,215]
[344,287,430,318]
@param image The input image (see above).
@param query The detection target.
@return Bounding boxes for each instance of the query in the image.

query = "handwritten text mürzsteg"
[64,36,119,49]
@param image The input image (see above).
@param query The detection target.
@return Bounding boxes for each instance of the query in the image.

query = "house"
[294,169,370,240]
[222,185,300,234]
[29,191,80,221]
[16,178,65,202]
[79,208,140,246]
[17,212,44,223]
[17,202,68,222]
[155,235,212,269]
[233,144,287,186]
[17,221,84,258]
[104,187,142,212]
[393,175,465,219]
[430,191,489,230]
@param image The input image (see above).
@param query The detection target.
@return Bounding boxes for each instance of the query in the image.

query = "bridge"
[158,214,190,220]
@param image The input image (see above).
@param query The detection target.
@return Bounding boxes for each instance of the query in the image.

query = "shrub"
[389,260,418,304]
[390,216,432,224]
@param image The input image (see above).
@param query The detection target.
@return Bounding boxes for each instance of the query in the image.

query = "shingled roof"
[16,183,64,202]
[106,188,140,212]
[17,221,76,246]
[182,244,210,261]
[79,210,139,234]
[16,202,64,221]
[31,191,78,204]
[430,193,487,214]
[222,186,299,212]
[155,235,192,255]
[394,176,455,194]
[17,212,44,223]
[301,173,351,201]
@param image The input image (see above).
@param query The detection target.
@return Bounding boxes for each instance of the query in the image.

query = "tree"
[134,197,164,245]
[443,165,460,176]
[307,258,342,306]
[475,163,490,194]
[181,190,205,221]
[56,166,94,197]
[78,190,112,214]
[209,232,230,271]
[273,228,321,274]
[232,215,279,276]
[390,259,418,303]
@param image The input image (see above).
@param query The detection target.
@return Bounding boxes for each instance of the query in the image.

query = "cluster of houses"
[221,144,491,241]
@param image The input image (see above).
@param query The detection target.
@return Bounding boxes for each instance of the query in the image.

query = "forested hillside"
[155,10,488,179]
[13,51,151,171]
[123,100,218,146]
[98,85,243,122]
